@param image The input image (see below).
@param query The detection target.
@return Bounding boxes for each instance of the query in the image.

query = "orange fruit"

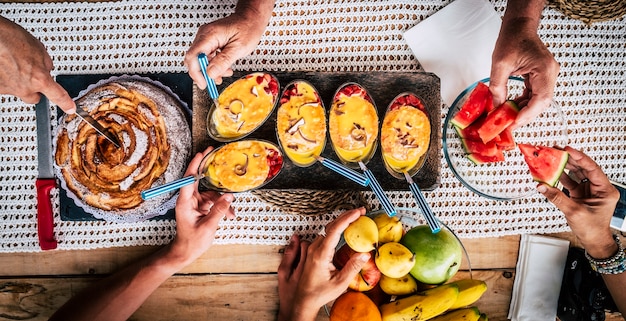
[329,291,382,321]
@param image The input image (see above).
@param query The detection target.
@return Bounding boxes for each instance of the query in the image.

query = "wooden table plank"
[0,236,520,276]
[0,271,512,321]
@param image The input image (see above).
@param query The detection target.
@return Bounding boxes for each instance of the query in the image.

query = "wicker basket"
[548,0,626,24]
[252,189,370,216]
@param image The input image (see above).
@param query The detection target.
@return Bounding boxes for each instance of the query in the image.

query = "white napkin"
[402,0,502,106]
[508,234,570,321]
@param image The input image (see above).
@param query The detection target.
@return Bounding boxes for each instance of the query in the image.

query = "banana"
[380,283,459,321]
[344,216,378,252]
[478,313,488,321]
[446,279,487,310]
[375,242,416,278]
[373,213,403,243]
[379,273,419,296]
[428,307,481,321]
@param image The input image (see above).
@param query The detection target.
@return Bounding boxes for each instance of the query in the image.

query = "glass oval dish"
[275,79,327,167]
[206,72,280,142]
[198,139,283,193]
[443,76,568,200]
[328,82,379,168]
[380,92,432,179]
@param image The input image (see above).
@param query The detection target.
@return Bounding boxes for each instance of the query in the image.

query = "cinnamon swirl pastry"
[54,77,190,218]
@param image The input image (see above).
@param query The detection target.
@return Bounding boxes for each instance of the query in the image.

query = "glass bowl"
[275,80,327,167]
[206,72,280,142]
[443,77,568,200]
[198,139,283,192]
[328,82,379,168]
[380,92,432,179]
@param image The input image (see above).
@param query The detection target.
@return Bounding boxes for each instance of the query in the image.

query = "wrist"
[585,234,626,274]
[502,0,545,30]
[235,0,275,23]
[290,297,321,321]
[581,233,618,259]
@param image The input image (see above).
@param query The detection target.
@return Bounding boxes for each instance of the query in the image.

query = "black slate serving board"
[193,71,442,191]
[56,73,193,221]
[55,71,441,221]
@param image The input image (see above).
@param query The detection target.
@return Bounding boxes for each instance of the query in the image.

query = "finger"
[20,92,43,105]
[322,207,366,250]
[206,48,242,80]
[200,193,235,227]
[278,234,301,279]
[489,66,511,108]
[537,183,579,215]
[559,170,579,191]
[563,146,610,185]
[511,95,549,129]
[41,81,76,114]
[333,251,370,287]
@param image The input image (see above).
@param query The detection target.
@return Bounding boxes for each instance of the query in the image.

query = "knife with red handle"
[35,95,58,250]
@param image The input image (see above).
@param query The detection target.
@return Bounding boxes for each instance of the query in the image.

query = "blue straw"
[359,162,397,217]
[197,53,220,106]
[141,175,198,200]
[404,171,441,233]
[315,156,369,187]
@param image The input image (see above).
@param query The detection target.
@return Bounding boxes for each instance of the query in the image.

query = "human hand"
[166,148,236,267]
[538,146,620,258]
[277,234,310,321]
[286,208,371,321]
[184,1,274,87]
[489,12,559,129]
[0,17,75,113]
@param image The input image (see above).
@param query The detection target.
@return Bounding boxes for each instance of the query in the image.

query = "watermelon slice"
[496,127,516,151]
[454,114,486,142]
[462,139,499,157]
[467,150,505,165]
[477,100,519,143]
[451,82,490,129]
[518,144,569,186]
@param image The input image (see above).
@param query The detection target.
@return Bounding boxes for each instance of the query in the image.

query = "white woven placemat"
[0,0,625,252]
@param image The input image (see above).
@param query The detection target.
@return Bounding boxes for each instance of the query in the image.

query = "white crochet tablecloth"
[0,0,625,252]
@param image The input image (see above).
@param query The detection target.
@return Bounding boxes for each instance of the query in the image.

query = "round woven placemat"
[548,0,626,24]
[252,189,370,215]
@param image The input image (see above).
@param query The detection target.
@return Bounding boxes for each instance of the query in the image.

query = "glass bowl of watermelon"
[443,77,568,200]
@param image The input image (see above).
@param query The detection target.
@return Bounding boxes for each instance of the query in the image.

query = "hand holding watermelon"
[490,0,560,129]
[536,146,620,258]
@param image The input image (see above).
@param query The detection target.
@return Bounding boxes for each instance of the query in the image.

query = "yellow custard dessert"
[204,140,282,192]
[381,105,431,173]
[211,73,278,139]
[276,81,326,166]
[329,84,378,164]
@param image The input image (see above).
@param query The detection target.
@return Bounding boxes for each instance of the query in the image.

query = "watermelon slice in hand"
[451,82,490,129]
[518,144,569,186]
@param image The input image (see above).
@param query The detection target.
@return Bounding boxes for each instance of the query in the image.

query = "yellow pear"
[375,242,416,278]
[379,273,419,296]
[373,213,404,244]
[343,216,378,252]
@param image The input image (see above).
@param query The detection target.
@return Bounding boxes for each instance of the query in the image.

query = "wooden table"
[0,232,621,321]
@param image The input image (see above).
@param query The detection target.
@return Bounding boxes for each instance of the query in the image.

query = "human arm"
[277,208,371,321]
[537,146,626,315]
[0,16,75,113]
[490,0,559,129]
[184,0,275,86]
[49,149,235,321]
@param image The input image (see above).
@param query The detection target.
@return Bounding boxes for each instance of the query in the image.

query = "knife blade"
[35,95,58,250]
[74,107,121,148]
